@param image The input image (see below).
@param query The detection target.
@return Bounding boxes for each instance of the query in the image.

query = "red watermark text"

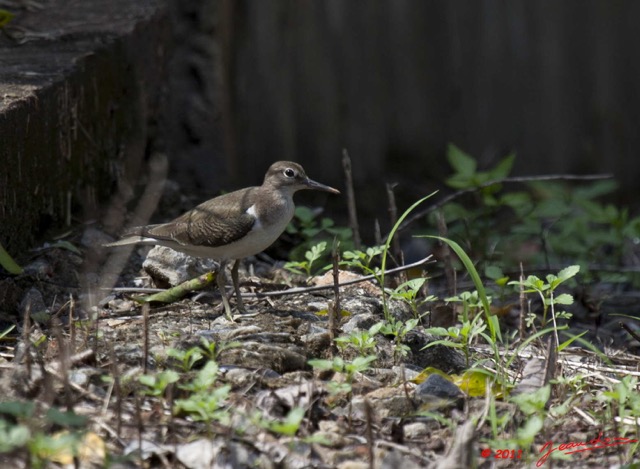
[536,432,638,467]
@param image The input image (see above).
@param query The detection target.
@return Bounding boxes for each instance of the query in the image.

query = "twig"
[69,294,75,354]
[437,211,456,296]
[329,240,340,357]
[386,183,400,260]
[342,149,361,250]
[620,322,640,343]
[142,303,149,374]
[518,262,525,341]
[107,255,434,298]
[364,398,375,469]
[22,300,31,377]
[389,173,613,239]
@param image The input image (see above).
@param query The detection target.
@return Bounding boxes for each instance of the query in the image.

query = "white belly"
[154,202,294,261]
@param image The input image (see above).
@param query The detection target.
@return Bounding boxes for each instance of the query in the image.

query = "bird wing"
[128,192,257,248]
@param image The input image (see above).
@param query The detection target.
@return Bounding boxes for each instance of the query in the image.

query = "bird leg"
[231,259,247,313]
[216,260,233,320]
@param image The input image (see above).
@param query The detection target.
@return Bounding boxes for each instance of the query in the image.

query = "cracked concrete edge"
[0,0,170,258]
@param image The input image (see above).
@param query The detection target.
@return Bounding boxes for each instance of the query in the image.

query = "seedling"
[334,322,383,356]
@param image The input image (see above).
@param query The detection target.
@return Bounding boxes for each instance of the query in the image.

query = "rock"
[341,313,380,334]
[414,374,464,410]
[23,258,53,278]
[403,421,432,439]
[255,381,324,418]
[402,331,467,374]
[143,246,218,287]
[19,287,49,322]
[352,386,416,418]
[221,343,308,374]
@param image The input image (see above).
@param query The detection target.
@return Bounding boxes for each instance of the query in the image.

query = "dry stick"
[69,294,76,355]
[437,211,456,296]
[364,398,375,469]
[374,219,382,247]
[329,240,341,357]
[135,393,144,464]
[142,303,150,374]
[108,342,123,437]
[109,255,434,298]
[386,182,400,261]
[22,301,31,377]
[620,321,640,343]
[342,149,362,250]
[518,263,525,341]
[53,321,73,413]
[389,173,613,238]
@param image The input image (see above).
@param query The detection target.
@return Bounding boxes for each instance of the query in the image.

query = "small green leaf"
[558,331,588,352]
[447,144,476,176]
[267,407,305,436]
[0,9,14,28]
[553,293,574,305]
[557,265,580,282]
[0,243,23,275]
[45,408,88,428]
[0,401,35,418]
[488,153,516,180]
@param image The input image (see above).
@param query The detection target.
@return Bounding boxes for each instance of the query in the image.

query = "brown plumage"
[106,161,340,318]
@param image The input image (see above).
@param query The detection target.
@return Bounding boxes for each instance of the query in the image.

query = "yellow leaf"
[453,369,507,398]
[43,431,105,465]
[411,367,453,384]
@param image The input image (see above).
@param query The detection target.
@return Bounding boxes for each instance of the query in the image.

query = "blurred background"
[167,0,640,220]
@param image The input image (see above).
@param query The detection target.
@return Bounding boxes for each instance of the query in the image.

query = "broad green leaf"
[421,235,500,343]
[557,265,580,282]
[488,153,516,180]
[553,293,574,305]
[0,243,23,275]
[447,144,476,176]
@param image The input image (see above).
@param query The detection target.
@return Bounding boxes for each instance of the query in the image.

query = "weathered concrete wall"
[0,0,169,258]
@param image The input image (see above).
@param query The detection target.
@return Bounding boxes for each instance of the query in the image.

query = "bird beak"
[304,178,340,194]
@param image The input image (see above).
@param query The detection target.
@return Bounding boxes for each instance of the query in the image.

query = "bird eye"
[283,168,296,178]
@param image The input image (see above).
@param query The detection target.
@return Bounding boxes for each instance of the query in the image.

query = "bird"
[106,161,340,318]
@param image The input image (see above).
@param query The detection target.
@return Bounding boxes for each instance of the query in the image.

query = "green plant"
[167,347,204,372]
[379,317,419,362]
[286,207,353,264]
[425,310,487,368]
[285,241,329,276]
[255,407,306,437]
[380,193,438,321]
[340,245,384,275]
[334,322,383,356]
[508,265,579,328]
[0,242,23,275]
[198,337,242,362]
[308,355,377,396]
[174,361,232,425]
[0,419,30,453]
[387,278,436,318]
[597,376,640,435]
[138,370,180,397]
[0,403,94,467]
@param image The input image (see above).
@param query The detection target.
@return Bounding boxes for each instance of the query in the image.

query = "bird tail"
[103,236,149,248]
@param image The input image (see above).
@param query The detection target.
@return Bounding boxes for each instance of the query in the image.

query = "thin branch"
[107,255,435,298]
[342,149,362,250]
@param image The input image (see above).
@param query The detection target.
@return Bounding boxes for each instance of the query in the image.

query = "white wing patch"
[246,204,262,229]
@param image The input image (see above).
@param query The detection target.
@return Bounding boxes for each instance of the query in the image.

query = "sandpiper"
[107,161,340,318]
